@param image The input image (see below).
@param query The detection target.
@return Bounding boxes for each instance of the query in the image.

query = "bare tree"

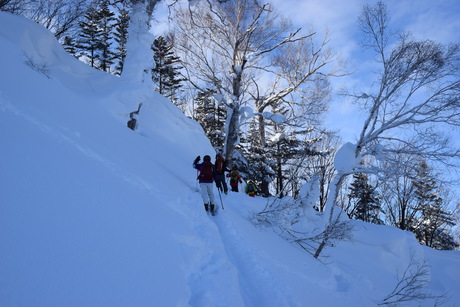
[173,0,340,165]
[306,2,460,260]
[354,2,460,164]
[0,0,30,14]
[1,0,90,40]
[305,131,339,211]
[379,251,448,305]
[324,1,460,216]
[250,34,337,147]
[282,212,353,260]
[25,0,90,40]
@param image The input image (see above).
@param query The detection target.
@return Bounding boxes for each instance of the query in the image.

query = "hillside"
[1,12,459,307]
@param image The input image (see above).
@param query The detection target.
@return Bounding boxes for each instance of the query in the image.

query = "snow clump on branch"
[334,142,361,173]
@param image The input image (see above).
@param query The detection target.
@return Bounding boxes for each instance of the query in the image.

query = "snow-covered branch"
[354,3,460,170]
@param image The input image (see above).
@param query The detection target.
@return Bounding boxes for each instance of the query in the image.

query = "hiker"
[245,180,258,197]
[193,155,217,215]
[227,165,243,192]
[214,153,229,194]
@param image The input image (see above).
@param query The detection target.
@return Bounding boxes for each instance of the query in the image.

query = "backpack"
[247,182,255,193]
[230,170,239,181]
[216,158,224,174]
[199,161,214,181]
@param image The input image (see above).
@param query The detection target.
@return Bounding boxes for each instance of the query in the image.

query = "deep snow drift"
[1,12,459,307]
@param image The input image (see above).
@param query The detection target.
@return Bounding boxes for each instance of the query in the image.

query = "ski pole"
[218,188,224,210]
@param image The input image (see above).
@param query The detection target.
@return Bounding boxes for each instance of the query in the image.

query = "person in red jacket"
[193,155,216,215]
[214,153,229,194]
[227,165,243,192]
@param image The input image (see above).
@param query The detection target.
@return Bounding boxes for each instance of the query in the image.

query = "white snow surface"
[334,142,361,173]
[1,12,460,307]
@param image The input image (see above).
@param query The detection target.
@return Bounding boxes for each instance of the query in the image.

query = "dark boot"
[210,204,215,216]
[204,203,209,211]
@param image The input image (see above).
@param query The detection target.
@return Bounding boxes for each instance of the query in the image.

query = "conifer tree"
[96,0,117,73]
[113,8,129,75]
[77,0,116,72]
[412,161,457,249]
[77,6,101,68]
[348,172,383,224]
[241,117,274,197]
[152,36,185,104]
[241,105,324,198]
[62,35,78,57]
[270,126,297,197]
[194,89,226,149]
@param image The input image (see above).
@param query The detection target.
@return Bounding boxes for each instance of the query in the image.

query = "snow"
[271,132,285,143]
[268,113,286,125]
[1,12,460,307]
[239,108,285,125]
[239,106,254,121]
[299,174,320,213]
[334,142,361,173]
[122,2,155,86]
[262,111,286,125]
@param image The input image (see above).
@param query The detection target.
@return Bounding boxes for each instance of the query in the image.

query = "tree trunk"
[225,106,239,166]
[260,181,270,197]
[276,149,283,196]
[257,111,266,147]
[224,58,246,165]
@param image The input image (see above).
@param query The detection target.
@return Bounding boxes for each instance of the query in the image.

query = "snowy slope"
[1,12,459,307]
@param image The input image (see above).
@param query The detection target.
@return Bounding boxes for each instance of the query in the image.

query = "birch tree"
[309,1,460,259]
[173,0,338,165]
[324,1,460,216]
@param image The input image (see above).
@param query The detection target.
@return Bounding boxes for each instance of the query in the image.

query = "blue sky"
[271,0,460,200]
[155,0,460,142]
[271,0,460,142]
[152,0,460,195]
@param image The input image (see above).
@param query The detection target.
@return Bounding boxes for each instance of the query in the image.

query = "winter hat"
[204,155,211,162]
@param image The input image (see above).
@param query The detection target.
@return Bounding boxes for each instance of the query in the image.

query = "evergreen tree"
[76,0,116,72]
[194,89,226,149]
[348,172,383,224]
[62,35,78,57]
[77,5,101,68]
[270,125,297,197]
[241,106,324,198]
[246,106,288,197]
[96,0,117,73]
[240,117,275,197]
[276,132,324,198]
[113,8,129,75]
[430,227,459,250]
[412,161,457,249]
[152,36,185,103]
[265,110,323,198]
